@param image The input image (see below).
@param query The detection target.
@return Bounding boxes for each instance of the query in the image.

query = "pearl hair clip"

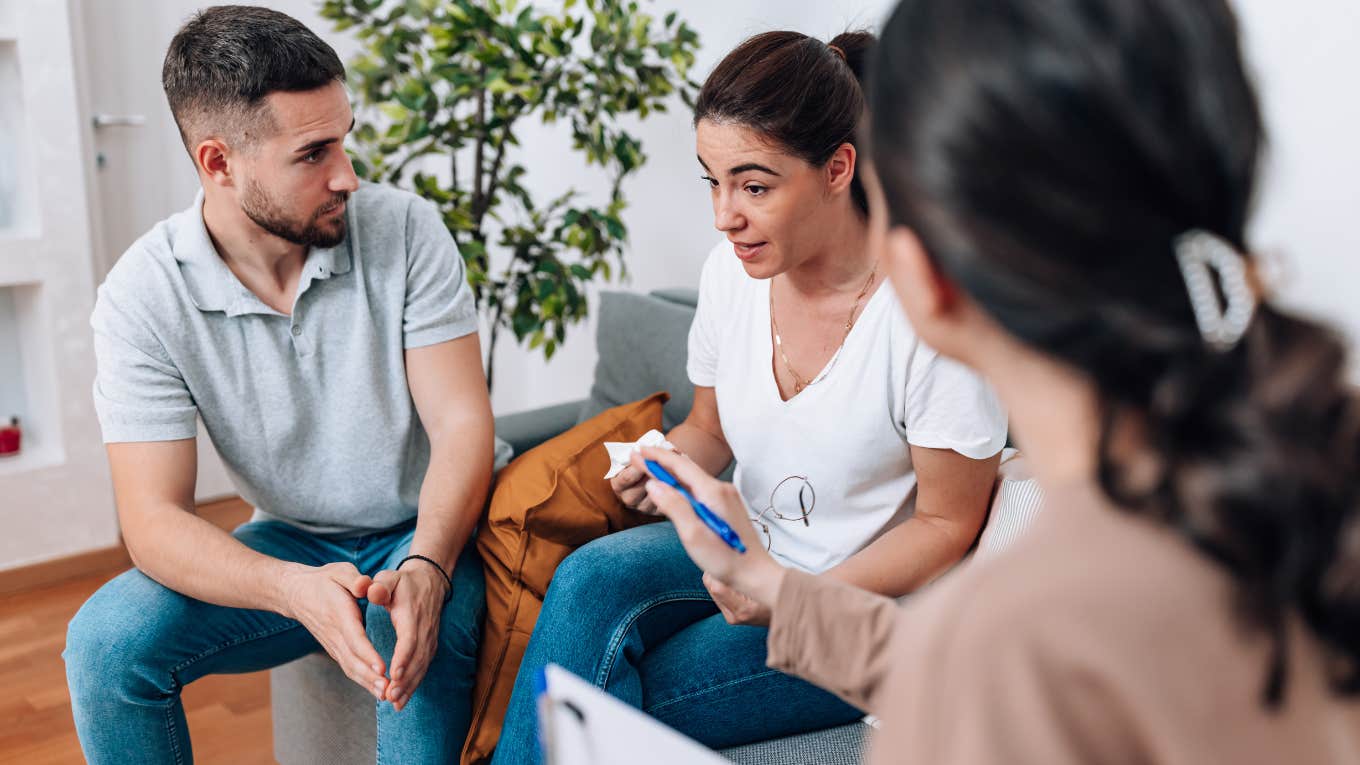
[1174,229,1258,350]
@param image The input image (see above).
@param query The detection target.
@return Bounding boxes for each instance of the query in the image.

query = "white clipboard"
[535,663,731,765]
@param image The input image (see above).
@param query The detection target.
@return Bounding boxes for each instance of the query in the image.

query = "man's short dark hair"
[162,5,345,152]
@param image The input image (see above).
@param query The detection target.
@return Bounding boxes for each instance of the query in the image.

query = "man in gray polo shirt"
[63,8,492,763]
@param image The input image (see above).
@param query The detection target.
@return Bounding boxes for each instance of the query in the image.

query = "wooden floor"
[0,500,276,764]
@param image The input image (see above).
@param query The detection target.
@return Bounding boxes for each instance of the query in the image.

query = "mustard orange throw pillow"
[461,392,668,764]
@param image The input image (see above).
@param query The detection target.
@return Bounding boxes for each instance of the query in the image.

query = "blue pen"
[644,459,747,553]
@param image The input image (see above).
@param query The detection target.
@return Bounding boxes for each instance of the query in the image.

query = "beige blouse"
[766,484,1360,764]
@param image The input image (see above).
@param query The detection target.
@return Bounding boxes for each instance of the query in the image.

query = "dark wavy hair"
[869,0,1360,705]
[694,30,876,214]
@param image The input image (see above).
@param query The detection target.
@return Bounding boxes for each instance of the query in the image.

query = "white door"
[0,0,116,569]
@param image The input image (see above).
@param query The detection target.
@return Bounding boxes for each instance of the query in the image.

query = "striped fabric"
[974,448,1046,562]
[721,722,871,765]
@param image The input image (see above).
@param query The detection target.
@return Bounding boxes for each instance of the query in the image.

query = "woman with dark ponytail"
[492,29,1011,763]
[638,0,1360,761]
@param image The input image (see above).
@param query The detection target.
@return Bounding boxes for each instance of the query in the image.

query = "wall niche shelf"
[0,282,64,476]
[0,39,39,240]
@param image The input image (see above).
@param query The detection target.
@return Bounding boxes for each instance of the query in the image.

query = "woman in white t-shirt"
[492,30,1007,763]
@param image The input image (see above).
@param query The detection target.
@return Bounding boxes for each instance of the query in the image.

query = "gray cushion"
[648,287,699,307]
[495,399,588,457]
[721,722,870,764]
[577,290,697,430]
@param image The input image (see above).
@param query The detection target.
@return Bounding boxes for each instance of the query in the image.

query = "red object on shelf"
[0,417,21,457]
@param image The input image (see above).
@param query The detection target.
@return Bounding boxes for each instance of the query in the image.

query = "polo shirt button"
[291,325,303,337]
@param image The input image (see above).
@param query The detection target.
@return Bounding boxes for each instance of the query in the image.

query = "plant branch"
[472,64,487,234]
[388,139,438,179]
[474,123,513,226]
[486,300,504,391]
[450,145,458,196]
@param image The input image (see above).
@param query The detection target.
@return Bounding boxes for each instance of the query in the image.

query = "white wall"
[1235,0,1360,360]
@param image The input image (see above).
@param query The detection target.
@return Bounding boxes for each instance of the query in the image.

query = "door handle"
[91,114,146,129]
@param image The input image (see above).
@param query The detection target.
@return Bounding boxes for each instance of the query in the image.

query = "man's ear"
[825,142,856,197]
[195,139,235,188]
[886,224,960,320]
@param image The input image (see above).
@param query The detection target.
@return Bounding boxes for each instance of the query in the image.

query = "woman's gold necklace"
[770,265,878,394]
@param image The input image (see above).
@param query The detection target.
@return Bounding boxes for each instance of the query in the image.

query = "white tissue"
[602,429,674,479]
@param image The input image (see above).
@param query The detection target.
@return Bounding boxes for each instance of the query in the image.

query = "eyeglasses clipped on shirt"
[749,474,815,552]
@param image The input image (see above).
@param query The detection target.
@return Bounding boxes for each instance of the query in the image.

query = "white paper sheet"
[537,664,730,765]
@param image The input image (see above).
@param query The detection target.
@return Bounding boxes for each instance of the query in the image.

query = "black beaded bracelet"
[397,554,454,604]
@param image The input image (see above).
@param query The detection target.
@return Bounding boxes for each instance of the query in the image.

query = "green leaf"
[511,311,538,339]
[460,239,487,259]
[379,103,410,122]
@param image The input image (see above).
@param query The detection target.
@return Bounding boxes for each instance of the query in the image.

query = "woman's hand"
[631,447,787,610]
[704,573,772,626]
[610,462,659,514]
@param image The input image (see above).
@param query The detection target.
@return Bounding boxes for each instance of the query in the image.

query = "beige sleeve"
[871,581,1148,765]
[767,566,1145,765]
[764,570,904,714]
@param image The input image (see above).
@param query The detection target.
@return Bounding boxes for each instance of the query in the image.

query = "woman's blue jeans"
[492,522,862,764]
[62,518,485,765]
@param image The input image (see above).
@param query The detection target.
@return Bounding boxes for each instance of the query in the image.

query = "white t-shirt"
[687,240,1008,574]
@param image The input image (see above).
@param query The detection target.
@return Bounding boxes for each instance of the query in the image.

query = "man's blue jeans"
[63,518,485,765]
[491,522,862,764]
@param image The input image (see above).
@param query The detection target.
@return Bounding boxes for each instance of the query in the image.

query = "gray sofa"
[272,289,870,764]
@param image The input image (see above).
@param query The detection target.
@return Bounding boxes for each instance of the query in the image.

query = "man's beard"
[241,179,349,249]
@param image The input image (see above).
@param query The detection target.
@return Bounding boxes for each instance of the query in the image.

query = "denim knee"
[547,524,697,609]
[64,571,175,705]
[548,540,613,602]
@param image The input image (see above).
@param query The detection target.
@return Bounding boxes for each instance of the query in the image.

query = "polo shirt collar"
[305,237,353,281]
[174,190,353,316]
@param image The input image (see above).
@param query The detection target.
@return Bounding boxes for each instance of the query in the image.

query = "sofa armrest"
[494,398,587,457]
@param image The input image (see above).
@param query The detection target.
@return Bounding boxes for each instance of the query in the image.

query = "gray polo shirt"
[91,182,478,535]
